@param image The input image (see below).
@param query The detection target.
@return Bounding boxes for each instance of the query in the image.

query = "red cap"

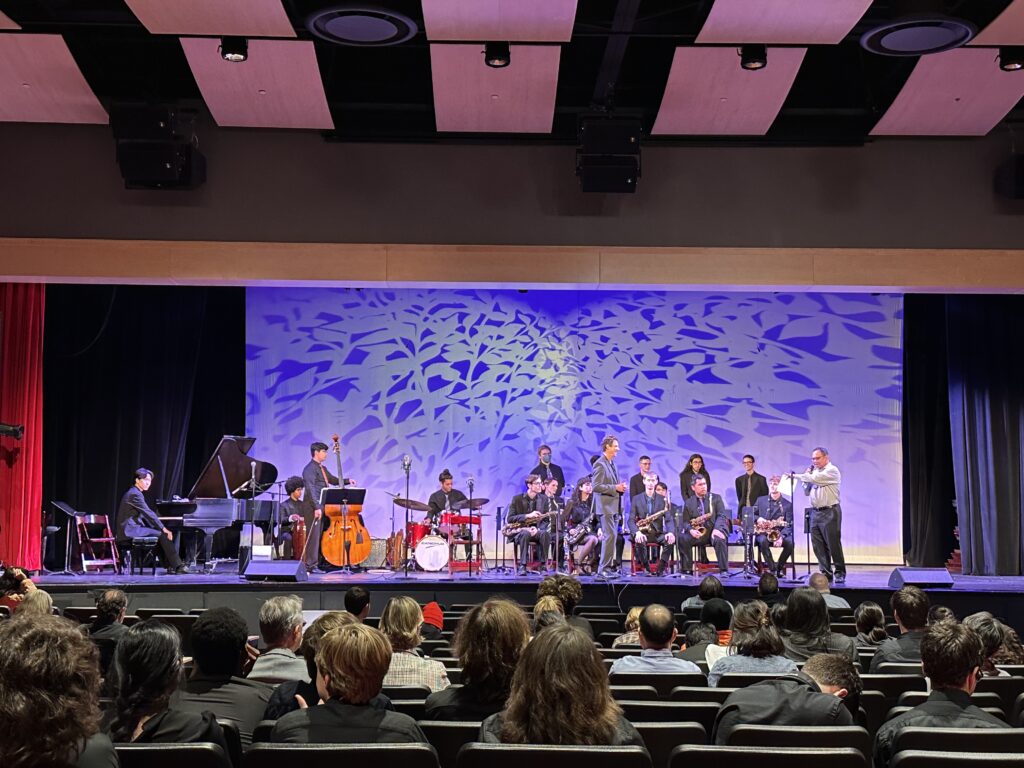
[421,601,444,630]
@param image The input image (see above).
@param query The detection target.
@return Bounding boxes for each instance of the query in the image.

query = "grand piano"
[157,436,278,569]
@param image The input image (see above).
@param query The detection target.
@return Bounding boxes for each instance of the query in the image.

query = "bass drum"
[414,534,449,572]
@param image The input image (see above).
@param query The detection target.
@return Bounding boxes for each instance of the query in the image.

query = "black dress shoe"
[517,566,528,577]
[834,573,846,584]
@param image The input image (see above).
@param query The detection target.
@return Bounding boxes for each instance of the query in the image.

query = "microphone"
[467,475,476,488]
[401,454,411,471]
[251,461,256,473]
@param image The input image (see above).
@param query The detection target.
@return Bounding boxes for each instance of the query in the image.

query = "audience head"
[258,595,304,650]
[344,586,372,620]
[315,623,392,705]
[17,588,53,617]
[0,614,103,768]
[785,587,830,638]
[537,574,583,614]
[455,599,531,698]
[808,572,832,593]
[757,571,779,598]
[697,575,725,602]
[501,622,622,745]
[730,600,784,658]
[623,606,643,633]
[770,601,787,629]
[891,585,930,632]
[638,604,677,650]
[379,595,423,652]
[685,622,719,648]
[532,595,565,634]
[992,625,1024,665]
[962,612,1005,670]
[298,611,358,681]
[803,652,862,712]
[854,601,889,644]
[96,589,128,624]
[191,606,248,676]
[0,565,29,597]
[701,598,733,632]
[109,620,183,742]
[922,620,984,692]
[928,605,956,625]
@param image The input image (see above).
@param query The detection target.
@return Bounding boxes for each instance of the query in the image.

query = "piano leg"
[202,533,216,573]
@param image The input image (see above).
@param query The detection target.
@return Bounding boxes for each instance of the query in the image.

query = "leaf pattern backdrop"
[247,288,903,563]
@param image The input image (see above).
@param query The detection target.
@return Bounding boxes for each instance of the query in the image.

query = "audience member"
[991,624,1024,666]
[707,600,798,686]
[344,586,371,621]
[928,605,956,625]
[612,606,643,647]
[379,596,450,691]
[0,565,37,613]
[809,572,851,609]
[770,601,787,629]
[532,595,566,634]
[421,601,445,641]
[172,606,273,746]
[713,652,861,744]
[869,585,930,672]
[854,601,889,646]
[963,612,1010,677]
[537,574,592,638]
[481,622,645,746]
[17,588,54,617]
[874,621,1008,768]
[757,572,782,606]
[675,622,718,663]
[426,599,531,720]
[781,587,859,664]
[701,598,734,647]
[248,595,309,683]
[609,604,701,675]
[681,575,732,614]
[272,623,428,743]
[0,613,117,768]
[88,588,129,677]
[107,620,228,751]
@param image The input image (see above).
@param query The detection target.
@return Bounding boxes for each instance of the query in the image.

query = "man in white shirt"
[608,604,702,676]
[791,447,845,584]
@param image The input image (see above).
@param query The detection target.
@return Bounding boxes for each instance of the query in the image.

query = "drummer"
[426,469,471,560]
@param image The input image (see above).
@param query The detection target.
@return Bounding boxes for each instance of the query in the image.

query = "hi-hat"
[452,498,489,511]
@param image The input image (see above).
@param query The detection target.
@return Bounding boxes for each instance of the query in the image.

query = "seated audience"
[713,652,861,745]
[17,588,54,617]
[609,604,701,675]
[612,606,643,647]
[757,572,782,606]
[532,595,565,634]
[928,605,956,625]
[675,622,718,663]
[0,565,37,613]
[89,589,129,677]
[874,620,1008,768]
[707,600,798,686]
[425,599,531,720]
[0,613,118,768]
[770,601,787,629]
[681,574,732,614]
[481,622,645,746]
[420,601,445,641]
[537,574,592,638]
[963,612,1010,677]
[781,587,859,664]
[107,620,228,752]
[344,586,371,621]
[248,594,309,683]
[272,623,427,743]
[854,601,889,647]
[991,624,1024,666]
[173,607,273,746]
[701,598,734,647]
[379,596,450,691]
[809,572,851,609]
[869,585,930,672]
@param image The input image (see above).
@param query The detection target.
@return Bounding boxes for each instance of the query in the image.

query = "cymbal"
[452,498,490,511]
[394,497,430,512]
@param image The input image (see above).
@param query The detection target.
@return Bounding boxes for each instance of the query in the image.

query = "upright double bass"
[320,434,373,566]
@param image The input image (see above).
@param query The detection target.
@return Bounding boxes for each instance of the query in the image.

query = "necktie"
[745,476,752,508]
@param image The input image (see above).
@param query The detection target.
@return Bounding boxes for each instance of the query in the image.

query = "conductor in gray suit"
[592,435,627,580]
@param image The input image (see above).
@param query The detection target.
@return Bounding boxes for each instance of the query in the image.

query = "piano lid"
[188,435,278,500]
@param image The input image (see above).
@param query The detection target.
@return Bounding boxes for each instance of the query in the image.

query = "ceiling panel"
[181,38,332,130]
[972,0,1024,45]
[871,48,1024,136]
[653,46,806,136]
[124,0,295,37]
[696,0,872,44]
[431,43,561,133]
[0,34,106,124]
[0,11,19,30]
[422,0,577,42]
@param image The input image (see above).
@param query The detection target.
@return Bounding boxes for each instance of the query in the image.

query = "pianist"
[117,468,187,575]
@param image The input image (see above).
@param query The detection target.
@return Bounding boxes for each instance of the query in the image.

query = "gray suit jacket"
[592,454,623,518]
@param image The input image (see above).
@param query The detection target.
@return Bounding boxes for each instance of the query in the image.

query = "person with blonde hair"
[612,606,644,647]
[272,623,428,743]
[16,587,53,617]
[379,596,450,691]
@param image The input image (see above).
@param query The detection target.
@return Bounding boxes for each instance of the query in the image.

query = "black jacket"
[172,672,274,746]
[869,629,927,672]
[735,472,769,510]
[425,681,509,721]
[682,493,730,535]
[530,462,565,495]
[116,708,229,754]
[272,699,427,743]
[116,486,163,539]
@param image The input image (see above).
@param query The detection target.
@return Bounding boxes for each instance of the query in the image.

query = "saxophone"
[754,518,785,543]
[503,509,557,537]
[636,509,667,535]
[689,510,714,537]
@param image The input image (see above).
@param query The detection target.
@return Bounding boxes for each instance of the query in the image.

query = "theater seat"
[418,720,482,768]
[632,722,706,768]
[244,743,440,768]
[114,742,230,768]
[890,752,1024,768]
[669,745,866,768]
[726,725,872,762]
[456,743,651,768]
[891,728,1024,756]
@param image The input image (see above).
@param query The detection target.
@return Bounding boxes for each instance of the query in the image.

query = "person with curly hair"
[0,564,37,613]
[481,622,646,746]
[426,599,531,720]
[706,600,798,686]
[537,574,592,638]
[107,620,228,751]
[379,596,450,692]
[991,624,1024,666]
[0,613,116,768]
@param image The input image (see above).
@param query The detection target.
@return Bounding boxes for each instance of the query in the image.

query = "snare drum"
[414,534,450,572]
[405,522,431,550]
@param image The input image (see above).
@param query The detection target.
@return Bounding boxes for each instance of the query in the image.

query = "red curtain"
[0,283,44,570]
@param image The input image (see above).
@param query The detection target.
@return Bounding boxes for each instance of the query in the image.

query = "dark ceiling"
[0,0,1021,146]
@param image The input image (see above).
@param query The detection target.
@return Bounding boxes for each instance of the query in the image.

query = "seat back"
[609,672,707,697]
[418,720,482,768]
[975,676,1024,714]
[137,607,185,619]
[860,675,928,705]
[669,686,735,703]
[618,700,720,731]
[727,725,872,761]
[669,744,866,768]
[716,672,795,689]
[632,722,706,768]
[392,699,428,720]
[383,684,433,699]
[114,742,230,768]
[610,685,660,701]
[149,614,198,656]
[457,743,651,768]
[891,728,1024,756]
[890,751,1024,768]
[216,719,242,768]
[245,743,440,768]
[876,662,924,675]
[63,606,98,623]
[251,720,276,744]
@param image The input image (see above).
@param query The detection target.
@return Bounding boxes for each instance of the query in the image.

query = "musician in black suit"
[754,475,795,577]
[507,475,552,576]
[301,441,356,572]
[679,475,731,574]
[117,467,185,574]
[530,444,566,495]
[627,456,653,503]
[655,480,686,574]
[277,476,305,559]
[628,474,676,575]
[564,476,599,574]
[735,454,770,513]
[427,469,469,560]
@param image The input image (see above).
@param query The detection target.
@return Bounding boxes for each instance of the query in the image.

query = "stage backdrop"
[247,288,903,564]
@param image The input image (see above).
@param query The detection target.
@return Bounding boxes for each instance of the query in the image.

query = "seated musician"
[564,477,600,575]
[754,475,795,577]
[629,474,676,576]
[654,480,686,574]
[426,469,471,560]
[507,475,552,577]
[542,477,567,566]
[117,468,187,575]
[679,475,730,575]
[277,476,305,559]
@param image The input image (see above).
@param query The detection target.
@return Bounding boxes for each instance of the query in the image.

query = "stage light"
[739,44,767,70]
[1000,46,1024,71]
[484,42,510,68]
[219,37,248,63]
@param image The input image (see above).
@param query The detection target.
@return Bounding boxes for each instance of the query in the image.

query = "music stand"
[51,501,82,576]
[320,487,366,574]
[740,506,758,578]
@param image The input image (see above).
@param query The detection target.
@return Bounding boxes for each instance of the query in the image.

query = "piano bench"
[125,537,159,575]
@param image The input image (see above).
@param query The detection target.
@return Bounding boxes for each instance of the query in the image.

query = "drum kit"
[392,497,490,573]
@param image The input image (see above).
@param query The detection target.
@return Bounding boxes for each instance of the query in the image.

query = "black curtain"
[901,295,956,567]
[43,285,244,567]
[946,295,1024,576]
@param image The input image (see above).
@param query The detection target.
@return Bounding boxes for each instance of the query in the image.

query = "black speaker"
[116,141,206,190]
[995,156,1024,200]
[243,560,308,582]
[579,118,642,155]
[887,566,954,589]
[576,154,640,193]
[110,104,192,142]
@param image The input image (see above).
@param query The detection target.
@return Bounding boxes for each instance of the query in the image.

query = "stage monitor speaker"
[887,566,954,589]
[243,560,308,582]
[116,141,206,190]
[995,156,1024,200]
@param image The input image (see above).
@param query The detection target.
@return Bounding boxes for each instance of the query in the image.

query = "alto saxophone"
[636,509,667,535]
[754,518,786,543]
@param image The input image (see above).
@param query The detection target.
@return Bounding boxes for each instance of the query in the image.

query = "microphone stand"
[786,469,813,584]
[398,457,413,580]
[467,477,475,579]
